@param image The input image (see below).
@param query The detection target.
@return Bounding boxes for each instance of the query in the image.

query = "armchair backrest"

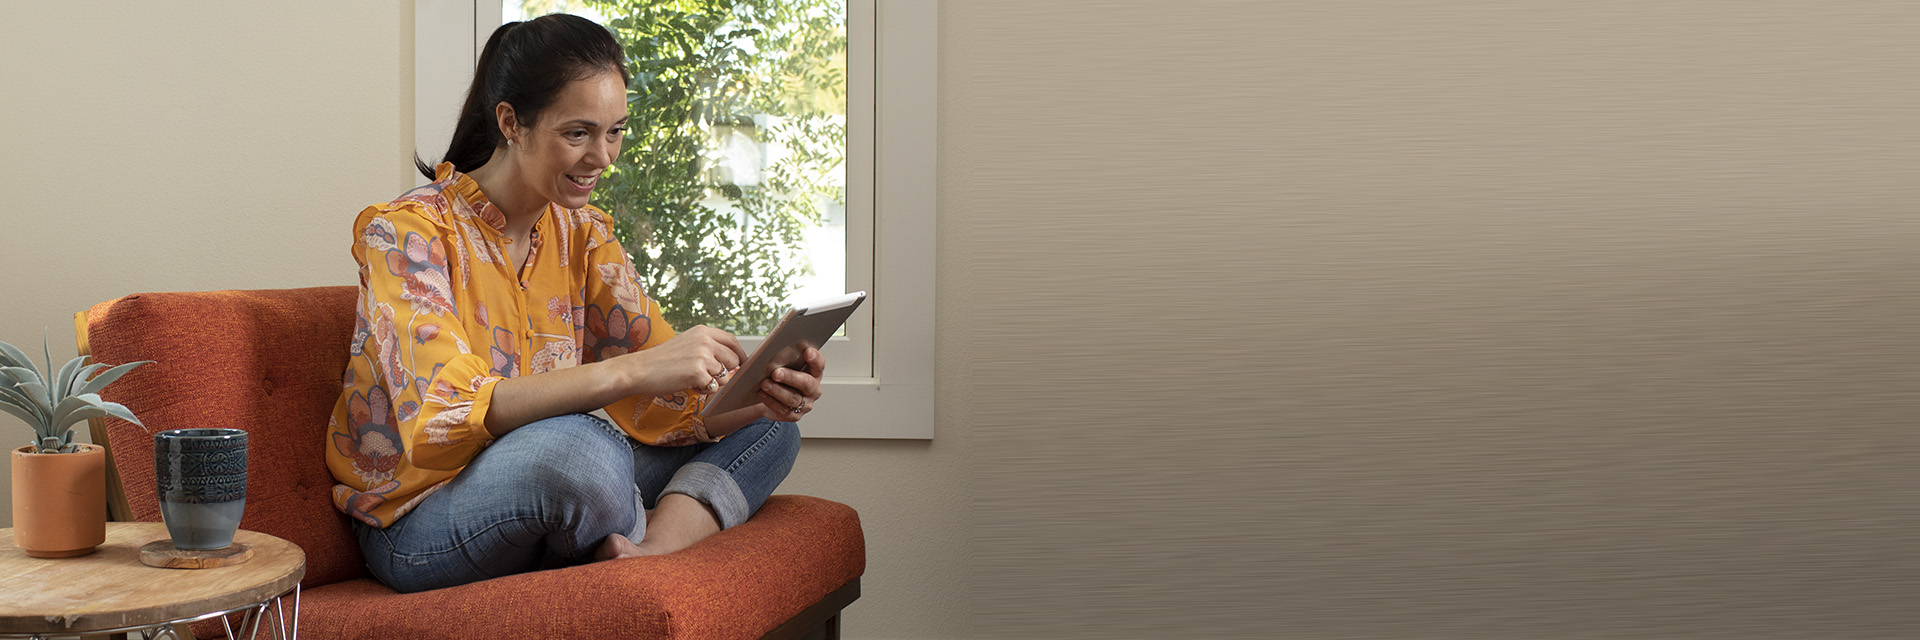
[78,287,367,587]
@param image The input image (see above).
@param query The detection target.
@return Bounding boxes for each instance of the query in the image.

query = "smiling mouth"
[567,174,596,186]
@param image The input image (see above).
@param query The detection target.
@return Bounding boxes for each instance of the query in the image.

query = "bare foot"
[629,494,722,556]
[594,533,647,561]
[593,496,721,561]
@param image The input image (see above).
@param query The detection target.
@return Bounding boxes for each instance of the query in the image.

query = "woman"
[324,14,819,594]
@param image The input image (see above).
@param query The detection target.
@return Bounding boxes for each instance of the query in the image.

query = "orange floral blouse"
[326,163,710,528]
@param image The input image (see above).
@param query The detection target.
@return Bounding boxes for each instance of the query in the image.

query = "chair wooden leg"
[758,578,859,640]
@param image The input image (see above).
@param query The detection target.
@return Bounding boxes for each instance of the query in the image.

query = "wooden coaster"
[138,540,253,569]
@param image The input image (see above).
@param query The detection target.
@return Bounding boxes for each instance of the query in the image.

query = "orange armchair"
[77,287,863,640]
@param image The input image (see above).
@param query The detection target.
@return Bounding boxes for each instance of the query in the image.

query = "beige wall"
[1,1,412,496]
[5,1,1916,639]
[957,1,1915,638]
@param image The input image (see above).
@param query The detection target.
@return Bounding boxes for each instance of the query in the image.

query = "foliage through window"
[512,0,848,335]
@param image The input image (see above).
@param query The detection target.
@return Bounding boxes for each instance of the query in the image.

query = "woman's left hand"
[757,346,825,422]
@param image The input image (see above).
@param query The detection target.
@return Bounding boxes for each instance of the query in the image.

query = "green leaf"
[0,379,37,405]
[74,361,150,398]
[50,393,103,432]
[98,401,143,429]
[0,401,42,432]
[48,398,139,434]
[0,385,45,423]
[65,363,109,398]
[56,354,87,399]
[41,332,53,397]
[0,366,41,387]
[13,379,51,417]
[0,340,32,370]
[51,405,110,433]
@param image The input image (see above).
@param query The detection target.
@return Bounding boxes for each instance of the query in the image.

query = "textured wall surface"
[0,1,414,521]
[955,1,1917,638]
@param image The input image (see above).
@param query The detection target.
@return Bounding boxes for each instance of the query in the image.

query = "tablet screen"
[698,291,867,419]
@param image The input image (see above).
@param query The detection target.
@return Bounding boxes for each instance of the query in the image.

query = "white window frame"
[415,0,934,439]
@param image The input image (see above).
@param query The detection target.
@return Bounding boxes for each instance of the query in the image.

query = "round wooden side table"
[0,522,305,639]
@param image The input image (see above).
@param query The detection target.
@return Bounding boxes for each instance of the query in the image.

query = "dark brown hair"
[415,14,630,179]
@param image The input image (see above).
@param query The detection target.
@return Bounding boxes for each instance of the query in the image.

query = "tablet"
[699,291,867,419]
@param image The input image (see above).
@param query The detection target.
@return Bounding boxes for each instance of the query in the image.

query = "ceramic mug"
[153,428,248,550]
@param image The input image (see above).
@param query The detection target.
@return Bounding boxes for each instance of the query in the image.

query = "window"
[414,0,933,438]
[506,0,853,348]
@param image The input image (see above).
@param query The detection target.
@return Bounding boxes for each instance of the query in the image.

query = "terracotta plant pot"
[10,444,108,558]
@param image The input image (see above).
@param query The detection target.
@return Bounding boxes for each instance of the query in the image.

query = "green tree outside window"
[518,0,847,334]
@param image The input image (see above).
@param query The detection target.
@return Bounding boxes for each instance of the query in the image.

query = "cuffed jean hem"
[662,462,752,529]
[628,484,648,540]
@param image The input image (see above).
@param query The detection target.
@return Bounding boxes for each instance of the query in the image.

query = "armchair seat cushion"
[301,496,864,640]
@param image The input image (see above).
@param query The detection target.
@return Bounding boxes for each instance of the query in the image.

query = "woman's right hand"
[610,325,748,398]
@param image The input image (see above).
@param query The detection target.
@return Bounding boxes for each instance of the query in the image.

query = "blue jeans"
[354,414,800,593]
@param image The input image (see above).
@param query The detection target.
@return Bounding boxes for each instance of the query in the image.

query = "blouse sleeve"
[576,208,714,444]
[353,206,502,470]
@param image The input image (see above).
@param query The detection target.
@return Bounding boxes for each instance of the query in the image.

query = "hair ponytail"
[415,14,629,180]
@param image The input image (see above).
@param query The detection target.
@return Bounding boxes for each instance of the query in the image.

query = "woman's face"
[510,70,628,211]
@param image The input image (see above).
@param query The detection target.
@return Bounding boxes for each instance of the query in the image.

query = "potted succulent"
[0,336,149,557]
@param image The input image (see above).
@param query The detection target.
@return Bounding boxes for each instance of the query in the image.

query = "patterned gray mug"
[154,428,248,550]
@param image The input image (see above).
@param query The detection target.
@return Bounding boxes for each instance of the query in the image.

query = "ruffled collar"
[434,162,510,234]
